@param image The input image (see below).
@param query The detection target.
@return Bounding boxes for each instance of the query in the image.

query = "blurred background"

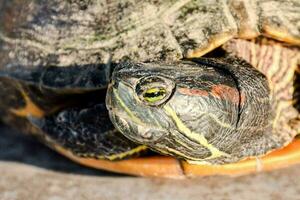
[0,125,300,200]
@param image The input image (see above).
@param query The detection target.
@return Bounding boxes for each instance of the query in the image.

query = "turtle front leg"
[28,103,147,161]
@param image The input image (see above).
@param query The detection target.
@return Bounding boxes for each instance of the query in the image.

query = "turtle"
[0,0,299,178]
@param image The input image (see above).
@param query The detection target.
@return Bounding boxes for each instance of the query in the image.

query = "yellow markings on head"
[163,146,210,163]
[164,105,229,160]
[113,88,229,161]
[10,86,45,118]
[113,88,143,124]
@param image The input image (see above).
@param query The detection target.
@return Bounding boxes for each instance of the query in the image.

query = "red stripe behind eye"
[211,84,240,104]
[178,85,245,105]
[178,88,209,97]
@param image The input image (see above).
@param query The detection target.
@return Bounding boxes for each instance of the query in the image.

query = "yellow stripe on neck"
[164,105,229,160]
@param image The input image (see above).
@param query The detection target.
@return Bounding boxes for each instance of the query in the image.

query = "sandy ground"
[1,125,300,200]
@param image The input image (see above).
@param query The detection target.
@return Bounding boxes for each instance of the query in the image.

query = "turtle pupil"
[143,88,166,103]
[144,91,164,98]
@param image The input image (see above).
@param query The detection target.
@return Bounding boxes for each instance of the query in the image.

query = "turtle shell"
[0,0,299,178]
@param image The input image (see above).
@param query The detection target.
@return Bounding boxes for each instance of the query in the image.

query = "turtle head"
[106,60,240,162]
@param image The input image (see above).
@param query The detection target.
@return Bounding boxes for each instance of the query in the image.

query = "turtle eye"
[143,87,167,103]
[135,76,175,106]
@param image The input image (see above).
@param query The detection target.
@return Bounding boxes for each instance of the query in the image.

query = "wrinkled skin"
[107,58,279,164]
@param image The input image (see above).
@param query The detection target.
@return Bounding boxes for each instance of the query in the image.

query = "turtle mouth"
[108,109,168,144]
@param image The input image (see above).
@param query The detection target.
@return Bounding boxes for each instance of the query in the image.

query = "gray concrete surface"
[1,125,300,200]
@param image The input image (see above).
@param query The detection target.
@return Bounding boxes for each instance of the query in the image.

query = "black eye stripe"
[143,90,166,98]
